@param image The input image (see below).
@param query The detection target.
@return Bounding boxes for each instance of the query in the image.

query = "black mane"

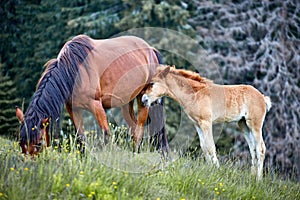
[20,35,93,144]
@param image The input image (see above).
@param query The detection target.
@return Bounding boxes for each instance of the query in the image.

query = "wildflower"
[66,183,70,188]
[222,188,226,192]
[32,127,35,131]
[90,192,95,195]
[88,194,93,198]
[0,192,3,197]
[156,198,160,200]
[114,185,118,189]
[252,196,256,199]
[216,191,220,195]
[76,150,81,154]
[214,187,218,191]
[219,182,223,187]
[24,167,29,171]
[10,167,15,171]
[79,171,84,175]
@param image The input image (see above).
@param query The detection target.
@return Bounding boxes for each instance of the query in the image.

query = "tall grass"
[0,128,299,200]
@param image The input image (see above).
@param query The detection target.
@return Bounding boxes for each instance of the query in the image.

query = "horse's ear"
[41,118,50,128]
[16,106,24,123]
[158,66,171,78]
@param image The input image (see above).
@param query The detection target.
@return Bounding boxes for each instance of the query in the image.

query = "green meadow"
[0,129,299,200]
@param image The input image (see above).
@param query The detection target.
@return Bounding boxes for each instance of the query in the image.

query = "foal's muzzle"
[142,94,151,107]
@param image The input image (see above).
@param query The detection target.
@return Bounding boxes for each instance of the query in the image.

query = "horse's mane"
[20,35,93,144]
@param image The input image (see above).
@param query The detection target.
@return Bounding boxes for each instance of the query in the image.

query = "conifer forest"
[1,0,299,181]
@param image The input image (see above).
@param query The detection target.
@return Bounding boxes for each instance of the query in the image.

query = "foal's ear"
[16,106,24,123]
[158,66,171,78]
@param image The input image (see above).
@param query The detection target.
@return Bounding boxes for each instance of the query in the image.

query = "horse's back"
[85,36,159,107]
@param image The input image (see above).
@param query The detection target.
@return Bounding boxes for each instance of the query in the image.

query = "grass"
[0,128,299,200]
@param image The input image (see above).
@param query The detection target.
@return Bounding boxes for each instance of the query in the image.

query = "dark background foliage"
[0,0,299,181]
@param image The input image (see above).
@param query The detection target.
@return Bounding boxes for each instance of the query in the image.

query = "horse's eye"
[150,82,154,87]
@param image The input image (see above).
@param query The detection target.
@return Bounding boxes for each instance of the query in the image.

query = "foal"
[142,65,271,180]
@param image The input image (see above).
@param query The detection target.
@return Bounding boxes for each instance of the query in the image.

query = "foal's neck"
[165,74,197,105]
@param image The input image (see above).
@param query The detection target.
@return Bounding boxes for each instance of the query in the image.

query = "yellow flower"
[24,167,29,171]
[214,187,218,191]
[0,192,3,197]
[219,182,223,187]
[10,167,15,171]
[156,198,160,200]
[222,188,226,192]
[32,127,35,131]
[90,191,95,195]
[79,171,84,175]
[216,191,220,195]
[114,185,118,189]
[112,182,117,185]
[66,183,70,188]
[88,194,93,198]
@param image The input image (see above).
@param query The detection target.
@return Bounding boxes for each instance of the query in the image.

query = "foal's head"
[16,107,50,155]
[142,65,172,107]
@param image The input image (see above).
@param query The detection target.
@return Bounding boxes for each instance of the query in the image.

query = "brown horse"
[16,35,167,155]
[142,65,271,180]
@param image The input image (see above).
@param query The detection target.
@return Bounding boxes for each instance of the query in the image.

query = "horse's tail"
[153,48,163,65]
[264,96,272,112]
[147,49,169,157]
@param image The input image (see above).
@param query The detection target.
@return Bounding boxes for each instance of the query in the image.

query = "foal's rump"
[212,85,271,123]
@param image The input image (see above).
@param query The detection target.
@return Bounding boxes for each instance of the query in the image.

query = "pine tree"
[0,74,21,136]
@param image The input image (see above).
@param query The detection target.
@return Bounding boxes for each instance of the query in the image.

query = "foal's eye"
[150,82,154,87]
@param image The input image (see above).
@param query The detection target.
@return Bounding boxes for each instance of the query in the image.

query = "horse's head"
[142,65,172,107]
[16,106,50,155]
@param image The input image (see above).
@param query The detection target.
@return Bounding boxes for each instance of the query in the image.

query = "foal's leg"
[195,122,219,167]
[246,119,266,180]
[133,95,149,153]
[238,119,257,175]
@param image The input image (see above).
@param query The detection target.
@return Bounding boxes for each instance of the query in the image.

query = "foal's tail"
[264,96,272,112]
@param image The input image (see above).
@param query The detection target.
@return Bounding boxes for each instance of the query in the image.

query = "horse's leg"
[133,95,149,153]
[121,101,137,137]
[91,100,110,144]
[66,103,85,151]
[195,121,219,167]
[238,119,257,175]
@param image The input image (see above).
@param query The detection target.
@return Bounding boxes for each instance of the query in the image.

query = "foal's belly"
[213,106,247,124]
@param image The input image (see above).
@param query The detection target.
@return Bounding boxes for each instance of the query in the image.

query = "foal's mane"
[172,68,213,84]
[20,35,93,144]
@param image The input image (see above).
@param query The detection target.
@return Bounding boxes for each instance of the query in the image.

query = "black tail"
[147,49,169,157]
